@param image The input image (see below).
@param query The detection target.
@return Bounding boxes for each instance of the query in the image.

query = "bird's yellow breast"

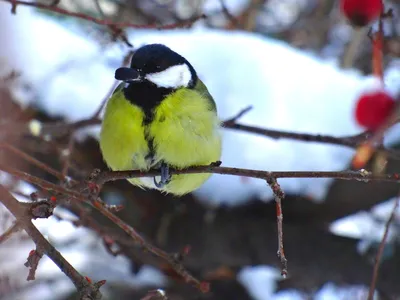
[100,90,149,171]
[150,88,221,168]
[99,87,221,195]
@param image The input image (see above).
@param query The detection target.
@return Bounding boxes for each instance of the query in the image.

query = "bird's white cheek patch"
[146,64,191,88]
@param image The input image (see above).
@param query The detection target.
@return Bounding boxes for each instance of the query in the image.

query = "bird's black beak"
[115,67,141,82]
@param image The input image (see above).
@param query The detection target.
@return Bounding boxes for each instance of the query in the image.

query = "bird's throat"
[124,82,173,124]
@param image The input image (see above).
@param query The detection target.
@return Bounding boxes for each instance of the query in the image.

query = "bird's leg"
[154,162,171,188]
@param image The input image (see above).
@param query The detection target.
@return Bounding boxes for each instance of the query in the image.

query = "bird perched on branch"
[100,44,222,195]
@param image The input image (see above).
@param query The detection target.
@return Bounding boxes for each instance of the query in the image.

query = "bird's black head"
[115,44,198,89]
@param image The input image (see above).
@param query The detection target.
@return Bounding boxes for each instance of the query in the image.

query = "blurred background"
[0,0,400,299]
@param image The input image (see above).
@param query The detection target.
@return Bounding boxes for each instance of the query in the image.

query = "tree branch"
[0,163,208,292]
[92,165,400,186]
[0,0,206,30]
[4,105,399,161]
[0,221,21,244]
[223,121,400,159]
[91,197,209,293]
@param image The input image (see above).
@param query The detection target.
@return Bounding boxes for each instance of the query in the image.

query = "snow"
[1,2,399,300]
[238,266,375,300]
[331,197,400,244]
[238,266,279,299]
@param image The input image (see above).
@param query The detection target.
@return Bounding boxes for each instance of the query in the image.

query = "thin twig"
[91,198,208,292]
[0,222,21,244]
[223,122,367,147]
[3,106,398,160]
[0,118,99,142]
[266,177,287,277]
[91,85,114,119]
[219,0,241,27]
[223,106,400,159]
[92,51,133,119]
[0,163,207,292]
[0,0,205,29]
[93,0,105,18]
[223,105,253,124]
[61,134,75,178]
[0,143,68,182]
[367,197,399,300]
[0,163,85,201]
[90,0,132,46]
[240,0,263,31]
[351,10,390,168]
[223,121,400,159]
[373,14,385,82]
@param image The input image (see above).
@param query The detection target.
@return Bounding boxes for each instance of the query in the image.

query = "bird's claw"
[154,163,171,188]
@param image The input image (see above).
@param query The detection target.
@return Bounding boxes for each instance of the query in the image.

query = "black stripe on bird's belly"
[123,82,173,166]
[123,81,172,121]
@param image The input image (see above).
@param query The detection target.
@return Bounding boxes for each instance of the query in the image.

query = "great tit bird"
[100,44,222,195]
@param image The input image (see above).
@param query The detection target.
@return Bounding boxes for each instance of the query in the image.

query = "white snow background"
[0,1,399,299]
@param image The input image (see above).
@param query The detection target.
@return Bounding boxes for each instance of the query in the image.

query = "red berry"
[355,91,395,130]
[341,0,383,26]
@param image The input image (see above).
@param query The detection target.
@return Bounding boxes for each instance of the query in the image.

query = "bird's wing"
[112,82,125,95]
[195,78,217,112]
